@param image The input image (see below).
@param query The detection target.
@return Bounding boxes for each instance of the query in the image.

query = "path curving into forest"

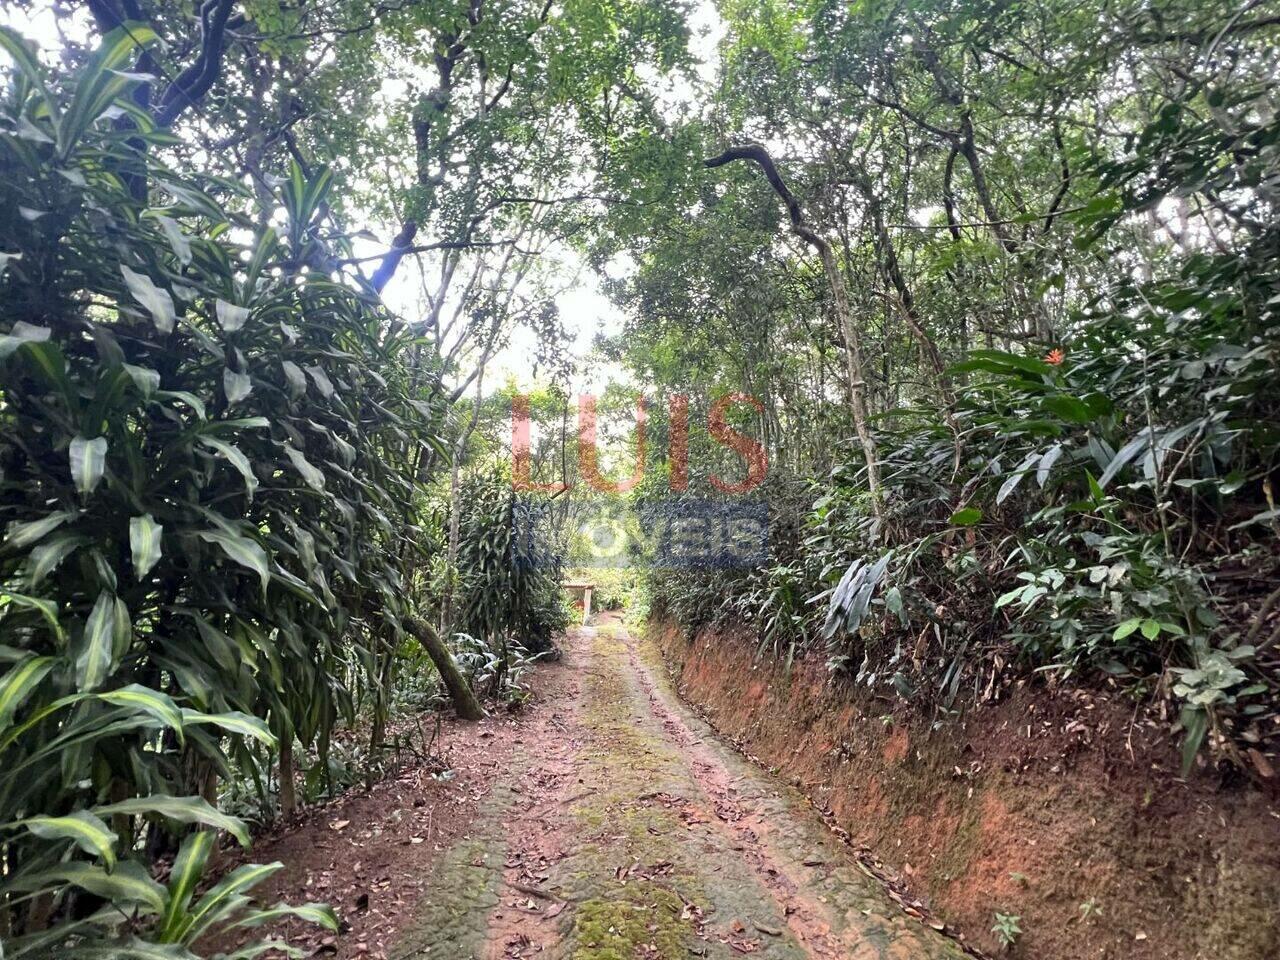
[390,618,970,960]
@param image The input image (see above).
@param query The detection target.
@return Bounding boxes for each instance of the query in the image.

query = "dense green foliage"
[452,469,570,659]
[0,26,460,954]
[617,0,1280,775]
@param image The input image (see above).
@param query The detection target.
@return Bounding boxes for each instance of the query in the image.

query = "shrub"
[0,25,443,953]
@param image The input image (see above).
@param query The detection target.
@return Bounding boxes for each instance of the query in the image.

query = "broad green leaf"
[17,810,118,867]
[199,437,259,500]
[305,364,335,398]
[97,684,182,735]
[198,531,269,592]
[281,360,307,400]
[0,320,51,360]
[95,796,249,848]
[5,510,78,550]
[130,514,163,579]
[997,452,1039,505]
[29,533,85,585]
[0,655,57,726]
[120,264,175,333]
[155,215,192,265]
[963,349,1054,378]
[69,436,108,495]
[283,445,325,491]
[1041,394,1095,424]
[1098,429,1152,489]
[949,507,982,526]
[1085,470,1105,502]
[216,299,250,332]
[181,708,276,747]
[75,591,123,691]
[123,363,161,397]
[223,368,252,405]
[159,830,215,939]
[1180,705,1208,777]
[8,860,166,913]
[1036,444,1064,487]
[1113,618,1141,640]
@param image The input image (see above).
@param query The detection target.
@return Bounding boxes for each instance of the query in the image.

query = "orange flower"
[1044,347,1065,366]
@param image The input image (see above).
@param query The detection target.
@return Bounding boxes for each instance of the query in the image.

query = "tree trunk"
[278,732,297,819]
[440,371,486,633]
[809,236,882,501]
[408,616,487,721]
[704,144,882,513]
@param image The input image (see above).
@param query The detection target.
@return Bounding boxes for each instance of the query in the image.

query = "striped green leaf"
[234,901,339,932]
[184,862,283,944]
[0,590,65,641]
[94,796,249,848]
[0,655,57,727]
[119,264,175,334]
[158,830,215,940]
[6,510,78,550]
[7,860,166,913]
[283,445,325,491]
[97,684,182,737]
[199,438,259,501]
[74,591,125,691]
[64,939,200,960]
[69,435,108,495]
[17,810,118,867]
[156,390,206,419]
[0,26,54,115]
[61,25,159,154]
[123,363,162,398]
[29,532,86,585]
[198,531,270,592]
[130,514,163,579]
[181,708,276,748]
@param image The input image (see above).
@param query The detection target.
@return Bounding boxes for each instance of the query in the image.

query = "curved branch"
[704,143,882,509]
[371,221,419,293]
[155,0,236,126]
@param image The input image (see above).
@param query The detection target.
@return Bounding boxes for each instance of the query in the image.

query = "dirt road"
[390,620,969,959]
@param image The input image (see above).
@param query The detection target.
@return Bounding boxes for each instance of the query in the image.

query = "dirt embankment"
[652,620,1280,960]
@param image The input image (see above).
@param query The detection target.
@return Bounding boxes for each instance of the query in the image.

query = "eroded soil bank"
[652,619,1280,960]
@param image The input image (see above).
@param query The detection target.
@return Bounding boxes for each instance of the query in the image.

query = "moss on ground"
[571,883,693,960]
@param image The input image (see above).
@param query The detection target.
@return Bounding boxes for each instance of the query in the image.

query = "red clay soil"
[653,620,1280,960]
